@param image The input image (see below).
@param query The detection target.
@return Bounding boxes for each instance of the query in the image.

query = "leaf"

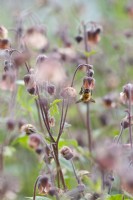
[77,170,90,178]
[59,156,73,172]
[58,138,78,149]
[50,99,62,106]
[106,194,125,200]
[79,50,97,58]
[11,135,29,148]
[26,197,50,200]
[3,146,16,157]
[49,99,62,116]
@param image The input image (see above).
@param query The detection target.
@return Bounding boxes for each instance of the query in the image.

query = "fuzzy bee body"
[76,89,95,103]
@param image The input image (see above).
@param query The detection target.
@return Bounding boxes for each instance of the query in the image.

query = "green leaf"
[58,138,78,149]
[79,50,97,58]
[106,194,125,200]
[26,197,50,200]
[59,156,73,172]
[50,99,62,106]
[11,135,29,148]
[49,99,62,116]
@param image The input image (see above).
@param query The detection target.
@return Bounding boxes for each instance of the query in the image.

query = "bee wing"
[90,98,95,103]
[76,99,82,103]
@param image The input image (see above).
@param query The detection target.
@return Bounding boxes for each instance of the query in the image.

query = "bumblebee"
[20,124,37,135]
[76,88,95,103]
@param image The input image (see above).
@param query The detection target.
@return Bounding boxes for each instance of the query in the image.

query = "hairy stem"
[71,160,80,184]
[128,86,132,148]
[33,175,41,200]
[83,22,92,152]
[117,126,124,144]
[35,100,44,132]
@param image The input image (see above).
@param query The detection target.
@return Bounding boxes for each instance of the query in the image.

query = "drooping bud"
[6,119,16,131]
[48,187,57,196]
[75,35,83,43]
[60,146,74,160]
[121,116,133,129]
[37,175,51,194]
[47,84,56,95]
[60,87,77,102]
[83,76,95,90]
[87,69,94,77]
[48,116,55,127]
[36,54,47,65]
[0,26,8,39]
[120,83,133,104]
[28,133,42,149]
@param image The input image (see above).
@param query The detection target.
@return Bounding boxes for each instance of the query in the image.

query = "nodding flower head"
[47,84,56,95]
[75,35,83,43]
[60,86,77,103]
[28,133,42,149]
[35,58,66,85]
[24,73,36,95]
[6,118,16,131]
[37,175,51,194]
[23,26,48,50]
[87,24,102,45]
[36,54,48,64]
[0,26,8,39]
[121,115,133,129]
[83,76,95,90]
[60,146,74,160]
[120,83,133,104]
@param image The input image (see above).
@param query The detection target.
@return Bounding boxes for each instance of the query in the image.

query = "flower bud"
[75,35,83,43]
[24,74,31,85]
[6,119,16,131]
[120,83,133,104]
[48,187,57,196]
[0,39,10,49]
[60,146,74,160]
[36,54,47,65]
[87,69,94,77]
[48,116,55,127]
[18,119,26,130]
[47,84,56,95]
[38,175,51,194]
[28,133,41,149]
[27,86,36,95]
[121,116,133,129]
[60,87,77,102]
[38,175,49,188]
[0,26,8,39]
[35,147,43,155]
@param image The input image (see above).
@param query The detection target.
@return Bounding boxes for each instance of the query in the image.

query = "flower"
[120,83,133,104]
[60,146,74,160]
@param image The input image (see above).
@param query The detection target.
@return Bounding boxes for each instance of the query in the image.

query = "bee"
[76,88,95,103]
[20,124,37,135]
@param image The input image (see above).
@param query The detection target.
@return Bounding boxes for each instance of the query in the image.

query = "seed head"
[60,87,77,102]
[60,146,74,160]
